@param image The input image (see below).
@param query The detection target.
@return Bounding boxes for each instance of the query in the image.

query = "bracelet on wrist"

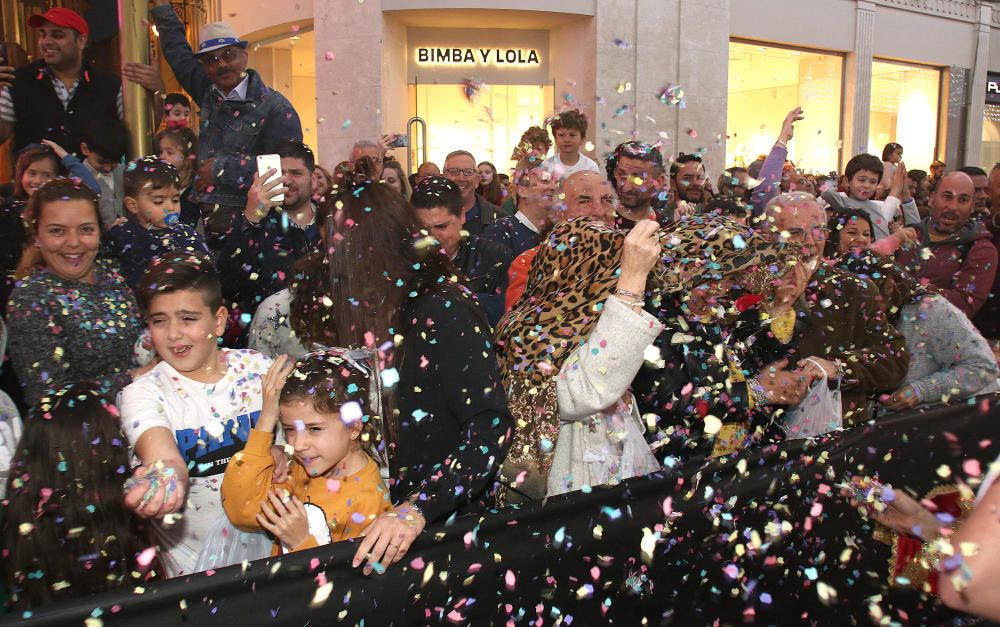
[747,378,768,406]
[614,294,644,309]
[774,140,787,149]
[615,288,644,300]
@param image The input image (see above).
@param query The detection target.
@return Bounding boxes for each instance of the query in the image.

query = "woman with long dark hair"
[309,169,511,575]
[3,382,160,609]
[477,160,503,206]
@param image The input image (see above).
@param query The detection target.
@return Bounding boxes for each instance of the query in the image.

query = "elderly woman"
[7,178,144,406]
[631,217,803,465]
[836,252,999,411]
[496,215,794,498]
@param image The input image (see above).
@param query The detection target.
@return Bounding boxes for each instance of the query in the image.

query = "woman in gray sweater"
[837,252,1000,412]
[6,179,142,406]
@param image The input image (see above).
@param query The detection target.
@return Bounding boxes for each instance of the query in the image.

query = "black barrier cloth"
[10,399,1000,625]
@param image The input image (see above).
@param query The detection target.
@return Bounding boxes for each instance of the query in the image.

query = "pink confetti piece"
[137,547,157,567]
[324,51,335,61]
[327,479,341,493]
[963,459,982,476]
[505,569,516,590]
[410,556,425,569]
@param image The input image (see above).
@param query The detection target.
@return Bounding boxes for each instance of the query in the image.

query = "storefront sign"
[988,72,1000,105]
[416,47,541,66]
[408,28,549,85]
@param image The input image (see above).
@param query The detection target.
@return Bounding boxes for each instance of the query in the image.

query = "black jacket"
[10,60,120,158]
[455,236,514,326]
[391,291,513,523]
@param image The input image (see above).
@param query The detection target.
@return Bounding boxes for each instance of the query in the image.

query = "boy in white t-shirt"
[541,109,601,181]
[120,252,276,577]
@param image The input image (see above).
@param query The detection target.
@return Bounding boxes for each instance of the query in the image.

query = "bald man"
[503,171,618,310]
[896,171,998,317]
[415,162,440,184]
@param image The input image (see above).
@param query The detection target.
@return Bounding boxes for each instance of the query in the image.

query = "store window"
[869,60,941,172]
[727,41,843,174]
[982,72,1000,169]
[410,84,553,174]
[249,29,318,160]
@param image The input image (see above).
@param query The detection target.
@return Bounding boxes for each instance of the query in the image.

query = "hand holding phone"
[256,154,284,203]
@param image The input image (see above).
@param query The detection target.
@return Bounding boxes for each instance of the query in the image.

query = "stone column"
[849,0,875,158]
[964,3,991,167]
[593,0,729,177]
[314,0,384,165]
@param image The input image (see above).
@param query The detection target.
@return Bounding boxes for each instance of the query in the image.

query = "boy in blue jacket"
[106,157,210,290]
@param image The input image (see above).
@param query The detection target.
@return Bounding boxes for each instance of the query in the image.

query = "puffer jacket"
[895,217,999,318]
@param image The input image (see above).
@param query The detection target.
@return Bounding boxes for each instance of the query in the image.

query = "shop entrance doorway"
[408,83,554,175]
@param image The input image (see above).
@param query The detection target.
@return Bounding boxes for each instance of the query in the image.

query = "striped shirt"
[0,65,124,123]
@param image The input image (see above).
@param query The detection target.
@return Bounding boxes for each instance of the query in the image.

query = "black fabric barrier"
[10,399,1000,625]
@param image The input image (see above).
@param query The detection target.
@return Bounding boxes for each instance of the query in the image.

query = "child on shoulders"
[222,349,390,555]
[105,157,209,290]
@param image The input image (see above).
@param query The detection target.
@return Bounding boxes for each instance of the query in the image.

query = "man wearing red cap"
[0,8,123,159]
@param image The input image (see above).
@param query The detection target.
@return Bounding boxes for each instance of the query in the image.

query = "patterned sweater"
[6,259,141,405]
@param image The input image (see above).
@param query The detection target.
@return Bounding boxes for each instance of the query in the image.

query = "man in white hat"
[145,0,303,246]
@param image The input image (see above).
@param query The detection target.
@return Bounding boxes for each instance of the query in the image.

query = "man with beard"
[670,153,707,211]
[150,0,302,244]
[0,8,122,158]
[895,172,998,318]
[607,141,672,228]
[219,140,321,323]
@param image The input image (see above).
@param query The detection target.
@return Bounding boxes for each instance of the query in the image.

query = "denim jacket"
[151,5,303,208]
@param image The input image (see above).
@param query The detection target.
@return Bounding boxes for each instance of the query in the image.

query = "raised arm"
[751,107,801,216]
[150,1,211,102]
[557,221,664,419]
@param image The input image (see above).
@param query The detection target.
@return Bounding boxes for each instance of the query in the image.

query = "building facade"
[196,0,999,177]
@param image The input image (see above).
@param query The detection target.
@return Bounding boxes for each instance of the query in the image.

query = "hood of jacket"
[916,216,992,247]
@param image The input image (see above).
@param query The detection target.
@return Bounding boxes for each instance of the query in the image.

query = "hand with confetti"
[40,139,69,159]
[257,354,295,433]
[756,358,816,405]
[842,476,942,541]
[194,157,215,192]
[778,107,804,145]
[352,503,426,575]
[270,445,291,484]
[879,384,920,411]
[124,458,188,519]
[617,219,661,301]
[256,489,311,550]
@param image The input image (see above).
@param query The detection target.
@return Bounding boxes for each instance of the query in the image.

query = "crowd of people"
[0,5,998,622]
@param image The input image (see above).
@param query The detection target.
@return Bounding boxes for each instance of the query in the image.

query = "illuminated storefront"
[188,0,1000,176]
[868,60,942,172]
[726,41,843,174]
[406,28,554,170]
[982,71,1000,168]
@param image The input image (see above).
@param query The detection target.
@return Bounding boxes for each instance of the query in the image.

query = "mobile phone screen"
[255,154,284,203]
